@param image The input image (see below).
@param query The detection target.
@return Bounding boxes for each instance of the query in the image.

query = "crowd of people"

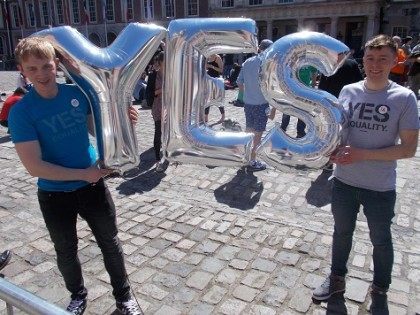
[0,31,419,315]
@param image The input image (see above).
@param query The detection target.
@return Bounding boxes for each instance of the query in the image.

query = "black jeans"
[281,114,306,138]
[331,178,396,289]
[37,179,130,302]
[154,120,162,161]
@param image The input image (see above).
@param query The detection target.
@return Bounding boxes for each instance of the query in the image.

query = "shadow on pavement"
[214,167,263,211]
[305,170,333,207]
[115,147,166,195]
[0,134,11,144]
[326,292,347,314]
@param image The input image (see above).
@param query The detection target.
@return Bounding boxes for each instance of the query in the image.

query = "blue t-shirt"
[237,55,268,105]
[9,83,97,191]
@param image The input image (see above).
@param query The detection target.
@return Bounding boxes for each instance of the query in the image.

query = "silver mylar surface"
[34,24,166,174]
[163,18,258,167]
[258,31,350,169]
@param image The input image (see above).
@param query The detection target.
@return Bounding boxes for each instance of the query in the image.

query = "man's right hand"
[84,165,114,183]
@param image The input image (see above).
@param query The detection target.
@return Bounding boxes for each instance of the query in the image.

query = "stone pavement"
[0,71,419,314]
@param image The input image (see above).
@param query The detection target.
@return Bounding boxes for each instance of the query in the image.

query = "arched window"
[89,33,101,47]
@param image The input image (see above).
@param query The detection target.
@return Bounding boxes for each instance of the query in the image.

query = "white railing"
[0,277,70,315]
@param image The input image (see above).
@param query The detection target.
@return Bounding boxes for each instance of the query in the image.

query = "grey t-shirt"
[334,80,419,191]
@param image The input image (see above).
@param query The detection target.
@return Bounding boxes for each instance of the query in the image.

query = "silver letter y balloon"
[34,23,166,174]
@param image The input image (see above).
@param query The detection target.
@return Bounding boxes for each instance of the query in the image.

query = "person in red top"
[389,36,407,85]
[0,87,27,128]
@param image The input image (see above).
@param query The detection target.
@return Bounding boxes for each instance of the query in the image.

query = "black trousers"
[37,179,130,301]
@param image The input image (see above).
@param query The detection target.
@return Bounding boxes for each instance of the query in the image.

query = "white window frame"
[11,3,20,28]
[248,0,262,6]
[105,0,115,22]
[55,0,65,25]
[39,0,50,26]
[163,0,175,18]
[26,1,36,28]
[279,0,293,3]
[88,0,97,23]
[185,0,198,16]
[143,0,154,20]
[221,0,234,8]
[70,0,80,24]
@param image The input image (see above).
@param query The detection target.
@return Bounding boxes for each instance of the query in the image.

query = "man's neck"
[364,78,390,91]
[36,85,59,99]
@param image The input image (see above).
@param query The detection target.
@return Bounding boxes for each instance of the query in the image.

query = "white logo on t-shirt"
[378,105,388,114]
[71,99,79,107]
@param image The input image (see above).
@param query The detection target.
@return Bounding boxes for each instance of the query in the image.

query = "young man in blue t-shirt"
[312,35,419,314]
[9,37,143,315]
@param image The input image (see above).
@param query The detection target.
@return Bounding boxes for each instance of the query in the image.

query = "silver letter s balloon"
[163,18,258,167]
[258,31,350,169]
[34,23,166,174]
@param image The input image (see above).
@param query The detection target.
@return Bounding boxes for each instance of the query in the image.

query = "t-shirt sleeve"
[399,91,420,131]
[9,103,38,143]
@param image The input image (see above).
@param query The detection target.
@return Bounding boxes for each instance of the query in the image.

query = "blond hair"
[15,37,56,65]
[364,34,397,54]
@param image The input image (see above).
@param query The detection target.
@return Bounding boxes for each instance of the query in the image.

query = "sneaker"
[249,160,266,170]
[312,274,346,302]
[370,285,389,315]
[0,250,12,271]
[66,297,87,315]
[155,161,164,172]
[323,163,334,172]
[116,298,144,315]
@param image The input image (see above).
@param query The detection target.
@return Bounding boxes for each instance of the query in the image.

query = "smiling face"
[18,55,59,98]
[363,46,397,88]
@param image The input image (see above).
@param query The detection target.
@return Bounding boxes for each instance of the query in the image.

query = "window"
[70,0,80,24]
[88,0,97,23]
[279,0,293,3]
[26,1,36,27]
[221,0,234,7]
[55,0,65,24]
[127,0,134,20]
[392,26,408,38]
[143,0,154,19]
[249,0,262,5]
[164,0,175,18]
[11,4,22,28]
[40,1,50,26]
[105,0,115,21]
[186,0,198,16]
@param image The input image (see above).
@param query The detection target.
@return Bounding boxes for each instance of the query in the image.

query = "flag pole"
[3,0,13,56]
[102,0,108,46]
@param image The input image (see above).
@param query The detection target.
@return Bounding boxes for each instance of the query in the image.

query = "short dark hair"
[14,87,28,95]
[365,35,397,54]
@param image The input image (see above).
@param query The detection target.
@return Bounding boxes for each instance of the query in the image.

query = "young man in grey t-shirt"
[312,35,419,314]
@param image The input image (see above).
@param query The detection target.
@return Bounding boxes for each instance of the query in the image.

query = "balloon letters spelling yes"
[162,18,258,167]
[35,23,166,174]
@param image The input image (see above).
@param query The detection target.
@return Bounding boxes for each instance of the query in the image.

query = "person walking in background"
[312,35,419,315]
[205,54,225,123]
[9,37,143,315]
[150,52,166,172]
[237,39,275,171]
[281,65,318,138]
[0,87,28,131]
[389,36,407,85]
[407,50,420,99]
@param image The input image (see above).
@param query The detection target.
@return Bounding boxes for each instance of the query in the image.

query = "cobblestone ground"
[0,71,419,314]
